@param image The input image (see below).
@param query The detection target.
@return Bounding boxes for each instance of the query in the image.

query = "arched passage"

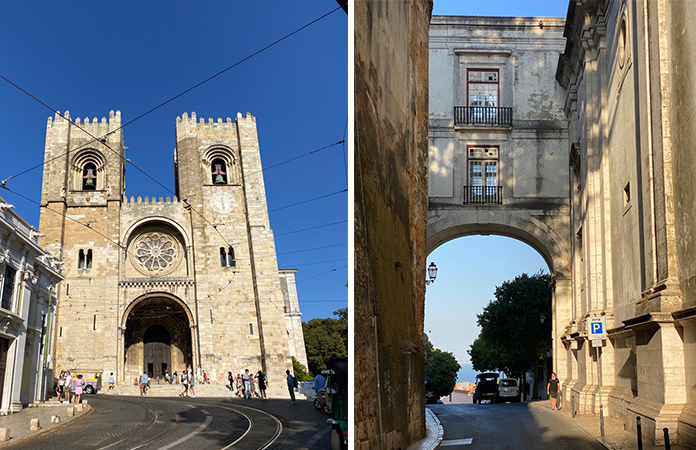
[427,207,572,382]
[123,294,194,381]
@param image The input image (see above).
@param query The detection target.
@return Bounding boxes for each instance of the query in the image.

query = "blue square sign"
[588,316,606,340]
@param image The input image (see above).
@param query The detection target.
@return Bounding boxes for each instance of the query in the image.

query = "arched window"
[79,249,93,269]
[220,247,226,267]
[82,162,97,190]
[211,158,227,185]
[227,247,235,267]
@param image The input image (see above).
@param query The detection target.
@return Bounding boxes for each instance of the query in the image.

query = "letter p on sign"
[589,316,606,340]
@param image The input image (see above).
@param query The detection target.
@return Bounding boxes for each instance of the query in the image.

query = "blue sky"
[426,0,568,374]
[0,1,347,321]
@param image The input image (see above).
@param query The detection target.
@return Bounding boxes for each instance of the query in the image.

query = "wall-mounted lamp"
[425,262,438,285]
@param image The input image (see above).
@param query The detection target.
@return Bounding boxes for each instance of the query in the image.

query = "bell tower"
[39,110,125,260]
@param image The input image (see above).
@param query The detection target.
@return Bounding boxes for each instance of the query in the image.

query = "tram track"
[94,397,181,450]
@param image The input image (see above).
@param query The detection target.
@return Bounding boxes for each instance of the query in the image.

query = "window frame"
[467,146,500,188]
[1,265,17,311]
[466,68,500,110]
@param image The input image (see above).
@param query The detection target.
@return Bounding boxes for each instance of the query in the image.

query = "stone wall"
[355,0,432,448]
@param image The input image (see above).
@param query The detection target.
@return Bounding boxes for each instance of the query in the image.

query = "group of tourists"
[56,370,85,404]
[228,369,268,400]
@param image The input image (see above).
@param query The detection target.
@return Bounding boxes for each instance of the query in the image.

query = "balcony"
[463,185,503,205]
[454,106,513,126]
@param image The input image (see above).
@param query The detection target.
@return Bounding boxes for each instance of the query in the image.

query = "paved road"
[430,401,607,449]
[3,396,331,450]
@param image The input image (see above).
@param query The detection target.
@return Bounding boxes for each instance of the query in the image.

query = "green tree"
[424,341,461,398]
[302,308,348,375]
[292,357,313,382]
[468,271,552,382]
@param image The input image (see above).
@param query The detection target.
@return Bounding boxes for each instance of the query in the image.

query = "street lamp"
[425,262,438,285]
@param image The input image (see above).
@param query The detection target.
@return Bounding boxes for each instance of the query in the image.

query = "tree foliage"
[424,341,461,398]
[292,356,313,382]
[468,271,552,378]
[302,308,348,375]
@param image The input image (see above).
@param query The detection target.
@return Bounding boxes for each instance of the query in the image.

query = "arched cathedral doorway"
[123,295,193,381]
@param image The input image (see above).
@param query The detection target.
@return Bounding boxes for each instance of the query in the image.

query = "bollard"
[637,416,643,450]
[571,396,576,419]
[82,399,88,406]
[600,404,605,438]
[51,415,60,423]
[30,418,40,431]
[75,404,84,412]
[0,428,9,442]
[664,428,670,450]
[67,407,74,417]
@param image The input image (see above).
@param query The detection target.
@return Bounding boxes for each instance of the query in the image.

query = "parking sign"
[588,316,606,340]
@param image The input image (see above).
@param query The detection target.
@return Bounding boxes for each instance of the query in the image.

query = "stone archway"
[427,206,571,380]
[123,295,193,382]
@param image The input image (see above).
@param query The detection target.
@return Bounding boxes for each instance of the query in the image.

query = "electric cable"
[275,220,347,237]
[276,243,347,256]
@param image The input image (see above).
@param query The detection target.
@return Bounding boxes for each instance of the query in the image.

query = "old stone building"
[0,196,63,414]
[38,110,306,393]
[556,0,696,446]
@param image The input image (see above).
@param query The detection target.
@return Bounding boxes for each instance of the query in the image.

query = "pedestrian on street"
[228,371,234,391]
[64,371,72,403]
[242,369,251,399]
[108,372,115,391]
[140,371,149,396]
[180,369,189,397]
[74,374,85,404]
[547,372,561,410]
[286,369,297,404]
[187,365,196,398]
[236,374,243,397]
[173,370,178,385]
[256,370,268,401]
[57,371,65,403]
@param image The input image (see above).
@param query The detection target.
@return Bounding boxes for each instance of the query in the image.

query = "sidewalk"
[531,399,687,450]
[0,400,91,447]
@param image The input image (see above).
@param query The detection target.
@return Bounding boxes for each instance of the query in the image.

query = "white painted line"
[440,438,473,446]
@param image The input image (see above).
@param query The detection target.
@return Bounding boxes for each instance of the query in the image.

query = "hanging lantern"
[212,163,226,184]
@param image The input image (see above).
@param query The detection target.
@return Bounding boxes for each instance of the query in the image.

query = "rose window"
[135,233,177,272]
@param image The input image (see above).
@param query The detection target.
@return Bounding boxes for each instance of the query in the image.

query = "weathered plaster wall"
[355,0,432,448]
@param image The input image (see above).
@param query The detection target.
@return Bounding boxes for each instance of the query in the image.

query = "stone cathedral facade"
[38,110,307,392]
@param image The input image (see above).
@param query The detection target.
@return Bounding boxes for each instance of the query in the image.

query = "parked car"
[497,378,520,402]
[473,372,499,404]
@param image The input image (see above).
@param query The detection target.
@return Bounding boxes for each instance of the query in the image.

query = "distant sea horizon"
[457,363,478,383]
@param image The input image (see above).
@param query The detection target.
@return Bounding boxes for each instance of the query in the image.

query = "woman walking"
[256,370,268,401]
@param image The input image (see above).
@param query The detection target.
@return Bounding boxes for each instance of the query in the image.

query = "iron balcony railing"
[463,185,503,205]
[454,106,513,126]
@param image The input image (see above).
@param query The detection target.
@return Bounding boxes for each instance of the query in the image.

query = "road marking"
[153,410,213,450]
[440,438,473,446]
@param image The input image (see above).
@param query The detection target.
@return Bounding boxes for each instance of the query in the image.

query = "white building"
[0,196,63,414]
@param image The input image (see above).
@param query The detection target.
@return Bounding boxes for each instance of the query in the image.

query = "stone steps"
[104,383,236,397]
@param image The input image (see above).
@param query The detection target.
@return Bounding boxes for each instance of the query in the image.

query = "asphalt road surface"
[3,396,331,450]
[430,401,607,449]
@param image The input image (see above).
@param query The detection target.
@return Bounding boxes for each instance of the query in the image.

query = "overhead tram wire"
[0,185,159,278]
[277,243,347,256]
[296,265,348,283]
[0,5,342,185]
[275,220,347,237]
[0,6,346,261]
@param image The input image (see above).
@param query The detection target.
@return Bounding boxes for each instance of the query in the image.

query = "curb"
[406,407,443,450]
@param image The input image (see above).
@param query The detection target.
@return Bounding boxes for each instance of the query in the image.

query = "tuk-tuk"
[326,357,347,450]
